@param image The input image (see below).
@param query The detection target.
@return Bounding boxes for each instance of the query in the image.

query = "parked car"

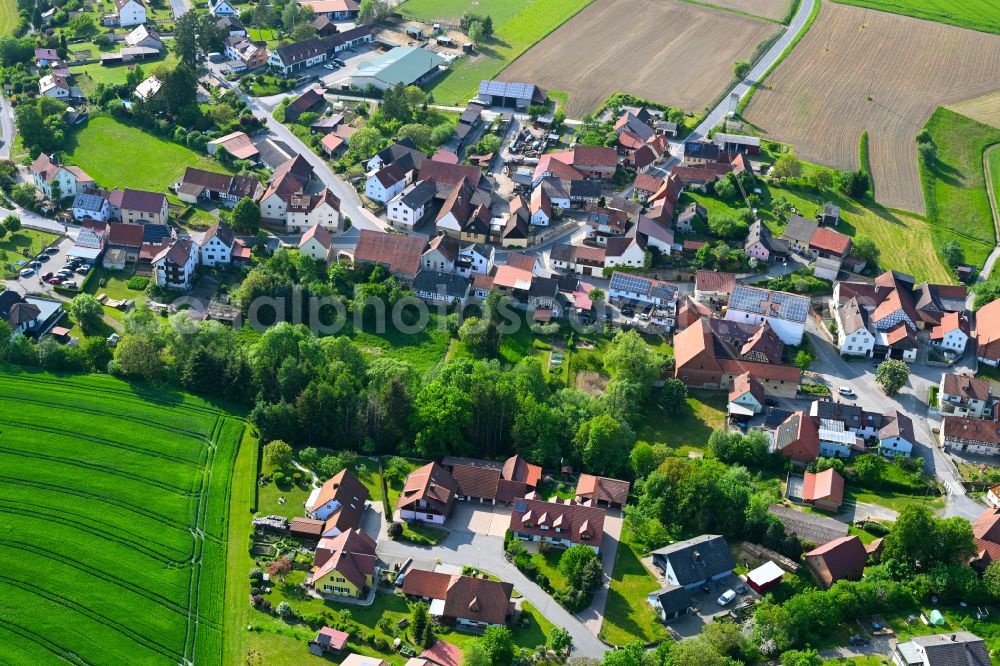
[332,58,345,67]
[48,277,62,285]
[764,398,779,407]
[44,246,59,255]
[849,635,870,646]
[323,63,336,70]
[19,267,34,277]
[62,280,78,289]
[838,386,855,397]
[42,272,53,281]
[35,253,49,262]
[75,266,90,275]
[717,589,737,606]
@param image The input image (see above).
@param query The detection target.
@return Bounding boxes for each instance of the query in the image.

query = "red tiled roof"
[695,270,735,294]
[978,298,1000,361]
[575,474,630,505]
[809,227,851,256]
[931,311,969,339]
[353,229,425,278]
[729,371,765,405]
[420,640,462,666]
[633,173,664,195]
[802,468,844,505]
[805,535,867,582]
[108,222,144,248]
[570,145,617,168]
[510,497,606,548]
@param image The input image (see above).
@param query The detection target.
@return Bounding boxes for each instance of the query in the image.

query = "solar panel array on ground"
[729,286,809,322]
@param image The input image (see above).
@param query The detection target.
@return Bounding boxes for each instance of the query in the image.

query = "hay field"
[744,2,1000,214]
[0,370,244,665]
[499,0,778,117]
[948,91,1000,129]
[695,0,791,21]
[831,0,1000,35]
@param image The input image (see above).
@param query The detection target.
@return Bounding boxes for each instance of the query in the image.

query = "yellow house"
[307,528,377,598]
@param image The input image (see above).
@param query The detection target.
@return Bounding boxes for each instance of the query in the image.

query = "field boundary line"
[983,143,1000,247]
[492,0,597,84]
[672,0,781,23]
[0,575,184,661]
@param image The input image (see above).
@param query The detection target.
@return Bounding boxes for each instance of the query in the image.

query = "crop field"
[831,0,1000,35]
[65,115,229,191]
[694,0,791,21]
[919,108,1000,268]
[0,369,245,666]
[0,0,17,36]
[400,0,594,105]
[948,91,1000,129]
[743,2,1000,214]
[499,0,778,117]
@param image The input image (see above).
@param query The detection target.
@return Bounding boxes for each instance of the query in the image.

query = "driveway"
[804,317,983,520]
[377,501,611,658]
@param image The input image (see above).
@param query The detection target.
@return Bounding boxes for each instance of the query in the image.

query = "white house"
[197,221,236,267]
[114,0,147,26]
[726,285,808,346]
[604,236,646,269]
[152,239,198,291]
[457,243,494,277]
[364,163,407,203]
[208,0,238,16]
[30,153,93,199]
[38,73,70,99]
[299,224,333,262]
[71,192,110,222]
[285,189,341,234]
[939,373,993,419]
[134,75,162,101]
[834,297,875,358]
[878,411,914,457]
[817,419,856,459]
[530,187,551,226]
[728,372,764,418]
[930,311,970,355]
[387,180,435,230]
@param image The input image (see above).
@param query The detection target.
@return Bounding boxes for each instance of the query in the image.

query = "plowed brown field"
[499,0,778,117]
[744,2,1000,214]
[698,0,790,21]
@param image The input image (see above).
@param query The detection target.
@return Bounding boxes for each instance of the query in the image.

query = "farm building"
[351,47,445,91]
[476,80,546,110]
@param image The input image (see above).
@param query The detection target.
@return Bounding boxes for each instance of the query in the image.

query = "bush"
[387,521,403,540]
[125,275,149,291]
[249,567,264,581]
[272,471,286,486]
[276,601,294,618]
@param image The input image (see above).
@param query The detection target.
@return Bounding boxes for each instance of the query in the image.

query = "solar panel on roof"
[479,80,535,99]
[610,273,653,295]
[730,286,808,322]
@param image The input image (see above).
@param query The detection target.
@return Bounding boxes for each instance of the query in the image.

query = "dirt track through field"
[695,0,790,21]
[744,2,1000,214]
[498,0,778,117]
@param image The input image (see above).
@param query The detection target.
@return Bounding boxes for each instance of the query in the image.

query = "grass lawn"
[71,53,179,95]
[530,548,568,593]
[919,107,1000,269]
[409,0,594,105]
[0,0,17,36]
[636,390,728,456]
[0,229,60,278]
[830,0,1000,35]
[65,115,230,191]
[599,526,669,646]
[247,27,283,48]
[81,266,148,324]
[845,486,944,514]
[401,521,448,545]
[223,426,259,664]
[0,369,244,665]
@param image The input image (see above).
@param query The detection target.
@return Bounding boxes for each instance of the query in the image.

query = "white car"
[717,589,736,606]
[19,267,33,278]
[323,63,336,70]
[838,386,855,397]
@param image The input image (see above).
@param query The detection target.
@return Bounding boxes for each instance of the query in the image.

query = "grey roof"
[272,26,371,66]
[650,535,735,586]
[684,141,720,160]
[399,180,436,209]
[529,276,559,299]
[650,586,690,617]
[768,504,848,546]
[746,220,788,254]
[811,400,885,431]
[569,179,603,199]
[412,269,469,299]
[782,214,819,243]
[353,46,444,87]
[908,632,990,666]
[72,192,106,212]
[143,223,172,244]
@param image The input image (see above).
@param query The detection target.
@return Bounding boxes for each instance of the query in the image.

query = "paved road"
[804,317,982,520]
[170,0,191,19]
[0,92,14,160]
[376,522,609,658]
[686,0,817,143]
[240,93,388,235]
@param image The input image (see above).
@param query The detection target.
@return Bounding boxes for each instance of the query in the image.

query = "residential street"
[376,503,612,659]
[804,317,983,521]
[170,0,191,19]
